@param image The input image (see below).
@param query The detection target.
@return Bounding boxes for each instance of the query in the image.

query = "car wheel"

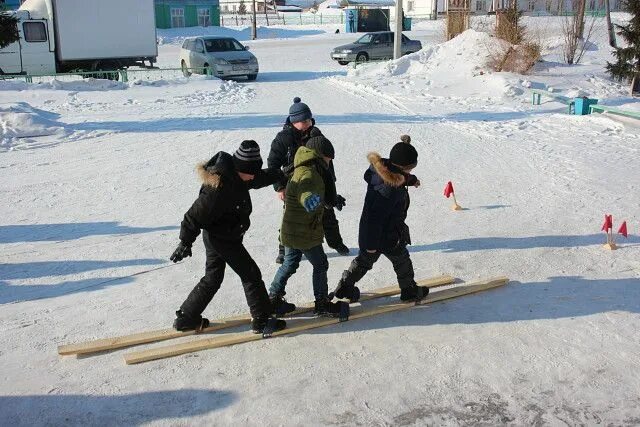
[246,74,257,81]
[337,61,349,66]
[181,61,191,77]
[356,52,368,63]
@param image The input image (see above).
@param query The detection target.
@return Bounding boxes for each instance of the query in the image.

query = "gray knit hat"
[233,140,263,174]
[288,97,312,123]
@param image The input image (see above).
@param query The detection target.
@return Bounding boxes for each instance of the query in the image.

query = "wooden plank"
[58,275,455,356]
[124,276,508,365]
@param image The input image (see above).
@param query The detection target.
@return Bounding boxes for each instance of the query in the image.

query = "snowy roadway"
[1,22,640,425]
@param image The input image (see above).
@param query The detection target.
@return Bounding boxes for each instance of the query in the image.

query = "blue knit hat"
[288,97,312,123]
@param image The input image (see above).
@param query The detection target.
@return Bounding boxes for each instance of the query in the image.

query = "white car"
[179,36,259,81]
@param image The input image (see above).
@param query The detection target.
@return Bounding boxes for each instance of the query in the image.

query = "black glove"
[282,163,295,177]
[335,194,346,211]
[170,241,192,263]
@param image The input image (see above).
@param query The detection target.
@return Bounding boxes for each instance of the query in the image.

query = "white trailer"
[0,0,157,76]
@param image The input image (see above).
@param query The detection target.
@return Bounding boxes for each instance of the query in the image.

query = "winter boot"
[400,285,430,302]
[332,279,361,303]
[173,310,210,332]
[332,243,350,256]
[313,298,342,317]
[275,245,285,264]
[251,316,286,335]
[269,294,296,316]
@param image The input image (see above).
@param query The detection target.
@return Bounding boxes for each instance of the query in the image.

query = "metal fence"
[219,12,344,27]
[0,67,213,84]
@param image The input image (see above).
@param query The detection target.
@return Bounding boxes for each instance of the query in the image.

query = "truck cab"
[0,10,56,75]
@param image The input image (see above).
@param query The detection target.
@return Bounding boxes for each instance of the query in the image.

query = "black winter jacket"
[358,153,415,251]
[267,118,337,196]
[179,152,283,245]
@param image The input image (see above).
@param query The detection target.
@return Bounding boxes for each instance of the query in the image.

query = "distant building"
[0,0,24,11]
[155,0,221,28]
[403,0,621,16]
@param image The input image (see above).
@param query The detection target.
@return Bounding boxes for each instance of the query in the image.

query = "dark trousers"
[341,245,416,290]
[180,230,272,320]
[278,205,344,256]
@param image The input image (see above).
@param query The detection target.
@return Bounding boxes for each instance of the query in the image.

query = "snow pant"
[341,245,416,290]
[269,245,329,300]
[179,230,272,320]
[278,205,344,256]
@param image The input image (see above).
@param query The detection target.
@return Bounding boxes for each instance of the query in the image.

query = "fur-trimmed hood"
[196,151,236,189]
[366,152,405,187]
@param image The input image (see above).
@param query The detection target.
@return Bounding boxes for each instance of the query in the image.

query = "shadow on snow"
[0,389,237,426]
[0,222,177,244]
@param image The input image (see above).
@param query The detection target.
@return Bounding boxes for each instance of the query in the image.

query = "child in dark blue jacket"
[332,135,429,302]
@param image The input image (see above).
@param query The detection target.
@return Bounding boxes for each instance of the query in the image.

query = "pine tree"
[606,0,640,85]
[238,0,247,15]
[0,12,20,49]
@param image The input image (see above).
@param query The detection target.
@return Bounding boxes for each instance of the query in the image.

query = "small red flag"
[444,181,455,198]
[601,214,613,232]
[618,221,628,238]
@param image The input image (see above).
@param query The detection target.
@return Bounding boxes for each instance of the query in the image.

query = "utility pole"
[393,0,403,59]
[604,0,617,47]
[251,0,257,39]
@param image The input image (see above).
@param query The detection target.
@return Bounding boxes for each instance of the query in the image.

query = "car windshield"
[204,38,245,52]
[355,34,375,44]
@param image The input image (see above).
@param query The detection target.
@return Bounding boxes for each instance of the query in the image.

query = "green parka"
[280,146,327,250]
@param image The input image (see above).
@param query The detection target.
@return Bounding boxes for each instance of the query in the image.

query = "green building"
[155,0,220,29]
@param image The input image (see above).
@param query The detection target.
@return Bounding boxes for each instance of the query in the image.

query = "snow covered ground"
[1,17,639,426]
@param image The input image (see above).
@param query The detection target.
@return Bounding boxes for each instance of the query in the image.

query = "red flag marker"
[618,221,628,238]
[444,181,454,198]
[601,214,613,232]
[443,181,462,211]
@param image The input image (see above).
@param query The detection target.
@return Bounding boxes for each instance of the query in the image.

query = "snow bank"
[0,102,64,149]
[347,29,523,98]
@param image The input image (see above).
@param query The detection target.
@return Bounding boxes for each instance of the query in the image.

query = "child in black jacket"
[332,135,428,303]
[169,140,286,334]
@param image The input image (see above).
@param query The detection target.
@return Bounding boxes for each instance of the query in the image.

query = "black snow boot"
[275,245,285,264]
[332,279,361,303]
[251,316,286,334]
[173,310,210,332]
[400,286,430,302]
[332,243,350,256]
[270,294,296,316]
[313,298,342,317]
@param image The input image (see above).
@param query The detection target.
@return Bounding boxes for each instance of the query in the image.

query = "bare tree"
[562,0,598,64]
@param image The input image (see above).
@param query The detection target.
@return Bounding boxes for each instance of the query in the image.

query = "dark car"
[331,31,422,65]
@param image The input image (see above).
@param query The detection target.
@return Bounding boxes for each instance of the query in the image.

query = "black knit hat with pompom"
[389,135,418,167]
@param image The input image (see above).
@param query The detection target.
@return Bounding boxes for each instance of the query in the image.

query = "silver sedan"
[180,37,259,80]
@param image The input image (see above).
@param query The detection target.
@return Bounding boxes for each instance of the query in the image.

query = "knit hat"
[389,135,417,168]
[306,135,335,159]
[233,140,263,175]
[288,97,312,123]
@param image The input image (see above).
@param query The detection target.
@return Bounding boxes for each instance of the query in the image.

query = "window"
[232,4,237,11]
[407,0,414,11]
[23,22,47,42]
[204,38,245,52]
[545,0,552,11]
[198,8,211,26]
[588,0,596,9]
[171,8,185,28]
[528,0,535,10]
[476,0,486,11]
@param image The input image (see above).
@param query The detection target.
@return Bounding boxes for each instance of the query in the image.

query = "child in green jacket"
[268,136,341,317]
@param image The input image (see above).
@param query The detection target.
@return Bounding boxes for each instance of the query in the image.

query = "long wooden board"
[58,275,455,356]
[124,276,508,365]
